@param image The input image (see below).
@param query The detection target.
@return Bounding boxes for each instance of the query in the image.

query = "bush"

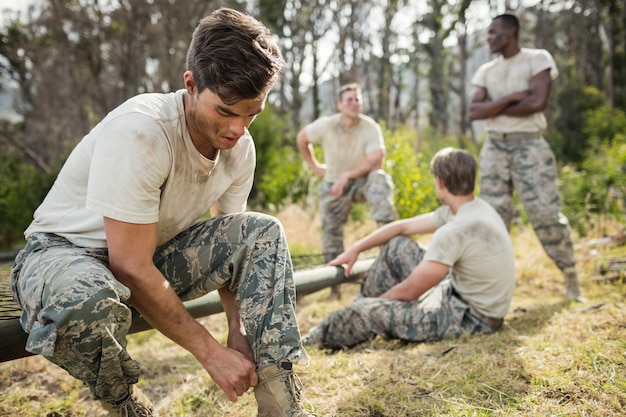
[0,157,55,250]
[248,104,309,210]
[560,106,626,234]
[384,126,457,219]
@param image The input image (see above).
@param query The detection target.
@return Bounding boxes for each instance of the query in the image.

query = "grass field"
[1,206,625,416]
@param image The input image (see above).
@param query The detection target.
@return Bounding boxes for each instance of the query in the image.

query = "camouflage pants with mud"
[10,212,308,403]
[319,169,397,263]
[311,236,494,349]
[479,134,575,271]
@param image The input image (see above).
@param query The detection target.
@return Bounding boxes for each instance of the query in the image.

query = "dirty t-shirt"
[425,197,516,318]
[471,48,558,133]
[304,113,384,182]
[25,89,255,248]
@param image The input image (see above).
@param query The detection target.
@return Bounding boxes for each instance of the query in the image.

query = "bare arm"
[296,129,326,179]
[329,213,437,276]
[218,287,254,363]
[468,86,530,121]
[210,206,224,217]
[104,218,257,401]
[330,149,383,198]
[502,69,552,117]
[379,260,449,301]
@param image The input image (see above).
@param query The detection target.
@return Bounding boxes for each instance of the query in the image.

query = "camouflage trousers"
[310,236,494,350]
[319,169,397,263]
[479,134,576,271]
[10,212,309,403]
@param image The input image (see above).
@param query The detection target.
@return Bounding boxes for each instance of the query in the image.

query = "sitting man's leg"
[360,235,425,297]
[153,212,315,416]
[305,235,422,348]
[305,279,492,350]
[304,236,493,349]
[11,233,153,416]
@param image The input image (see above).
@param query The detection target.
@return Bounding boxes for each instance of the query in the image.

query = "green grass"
[1,210,625,416]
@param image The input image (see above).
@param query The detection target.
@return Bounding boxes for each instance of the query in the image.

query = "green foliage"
[247,103,309,210]
[548,64,605,165]
[384,126,439,219]
[560,106,626,234]
[0,156,54,250]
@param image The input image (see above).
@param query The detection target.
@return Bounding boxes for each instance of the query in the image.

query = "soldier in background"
[297,83,397,299]
[468,13,585,302]
[304,148,515,349]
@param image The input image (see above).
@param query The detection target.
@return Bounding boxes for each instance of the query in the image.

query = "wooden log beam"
[0,258,373,363]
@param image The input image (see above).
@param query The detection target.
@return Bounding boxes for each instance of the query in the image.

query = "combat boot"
[563,267,587,303]
[100,384,156,417]
[255,360,316,416]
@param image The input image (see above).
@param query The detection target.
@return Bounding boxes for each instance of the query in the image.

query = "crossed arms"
[468,69,552,121]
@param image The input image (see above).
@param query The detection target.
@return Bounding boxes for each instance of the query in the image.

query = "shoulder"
[306,113,339,129]
[521,47,554,59]
[472,56,502,84]
[358,114,383,132]
[479,56,501,70]
[358,113,379,125]
[464,197,496,215]
[520,48,558,79]
[430,205,453,228]
[102,92,180,128]
[464,198,509,230]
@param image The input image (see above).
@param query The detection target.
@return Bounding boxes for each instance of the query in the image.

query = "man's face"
[184,72,266,157]
[337,89,362,119]
[487,19,513,54]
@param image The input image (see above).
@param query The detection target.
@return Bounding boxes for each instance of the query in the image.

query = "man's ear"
[183,71,196,95]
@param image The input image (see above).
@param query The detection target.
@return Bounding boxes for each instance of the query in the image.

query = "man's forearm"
[122,266,220,360]
[344,150,383,180]
[218,287,243,330]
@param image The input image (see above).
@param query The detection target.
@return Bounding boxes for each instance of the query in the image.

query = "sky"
[0,0,35,16]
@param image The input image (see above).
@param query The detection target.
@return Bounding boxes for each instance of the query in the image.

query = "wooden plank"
[0,259,373,363]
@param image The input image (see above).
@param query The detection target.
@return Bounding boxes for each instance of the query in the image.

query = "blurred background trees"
[0,0,624,249]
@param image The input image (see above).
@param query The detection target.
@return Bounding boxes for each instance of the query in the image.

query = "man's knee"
[366,169,393,190]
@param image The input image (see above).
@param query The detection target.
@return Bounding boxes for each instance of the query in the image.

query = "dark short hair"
[430,147,476,195]
[494,13,520,39]
[186,8,284,104]
[338,83,361,101]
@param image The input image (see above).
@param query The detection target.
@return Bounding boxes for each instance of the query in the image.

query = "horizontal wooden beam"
[0,259,373,363]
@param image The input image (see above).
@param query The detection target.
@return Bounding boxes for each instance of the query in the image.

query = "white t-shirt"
[425,197,516,318]
[471,48,558,133]
[304,113,384,182]
[25,89,255,248]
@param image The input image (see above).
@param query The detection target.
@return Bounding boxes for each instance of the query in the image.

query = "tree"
[414,0,472,135]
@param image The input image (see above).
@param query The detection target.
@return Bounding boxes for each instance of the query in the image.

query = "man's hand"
[311,164,326,179]
[201,344,259,402]
[227,325,255,363]
[328,247,359,277]
[330,172,350,197]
